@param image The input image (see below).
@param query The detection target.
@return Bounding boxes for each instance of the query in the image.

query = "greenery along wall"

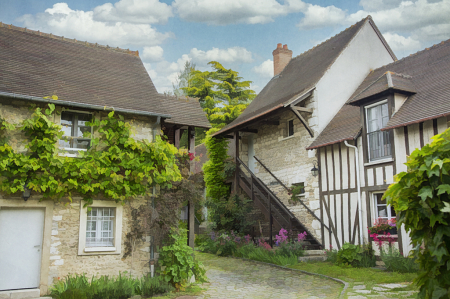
[0,103,182,205]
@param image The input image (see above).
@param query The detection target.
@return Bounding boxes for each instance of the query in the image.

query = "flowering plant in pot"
[368,218,397,235]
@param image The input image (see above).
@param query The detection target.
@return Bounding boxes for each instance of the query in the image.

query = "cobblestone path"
[194,253,343,299]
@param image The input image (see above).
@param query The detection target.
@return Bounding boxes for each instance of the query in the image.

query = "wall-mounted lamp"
[23,182,31,201]
[311,160,319,177]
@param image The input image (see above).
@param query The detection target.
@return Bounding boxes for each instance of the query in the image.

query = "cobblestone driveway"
[194,253,343,299]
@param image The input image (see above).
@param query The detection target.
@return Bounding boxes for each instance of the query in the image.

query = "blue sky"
[2,0,449,94]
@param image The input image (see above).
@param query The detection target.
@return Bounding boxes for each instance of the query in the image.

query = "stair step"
[304,250,325,256]
[299,255,327,262]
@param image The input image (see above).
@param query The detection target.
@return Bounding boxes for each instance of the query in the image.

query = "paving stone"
[372,287,388,291]
[377,283,408,289]
[355,290,372,294]
[353,285,367,290]
[195,253,342,298]
[348,296,367,299]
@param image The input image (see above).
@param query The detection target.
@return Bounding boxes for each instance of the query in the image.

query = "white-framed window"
[373,193,396,221]
[78,200,123,255]
[59,111,92,153]
[365,101,391,162]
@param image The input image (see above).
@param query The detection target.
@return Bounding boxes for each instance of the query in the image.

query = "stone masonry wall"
[239,95,323,242]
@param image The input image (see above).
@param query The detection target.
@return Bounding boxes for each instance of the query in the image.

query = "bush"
[325,248,338,263]
[384,128,450,297]
[381,247,419,273]
[335,243,376,268]
[50,273,172,299]
[159,227,207,290]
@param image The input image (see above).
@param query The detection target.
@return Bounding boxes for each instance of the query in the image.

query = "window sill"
[364,158,394,167]
[59,148,87,158]
[84,247,116,252]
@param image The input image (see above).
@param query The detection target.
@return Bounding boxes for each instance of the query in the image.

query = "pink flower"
[298,232,307,242]
[188,153,195,160]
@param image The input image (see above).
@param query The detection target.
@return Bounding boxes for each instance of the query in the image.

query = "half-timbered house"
[307,38,450,254]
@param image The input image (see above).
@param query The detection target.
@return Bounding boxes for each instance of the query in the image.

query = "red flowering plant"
[368,218,397,235]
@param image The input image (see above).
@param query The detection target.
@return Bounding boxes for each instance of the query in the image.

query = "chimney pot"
[272,43,293,76]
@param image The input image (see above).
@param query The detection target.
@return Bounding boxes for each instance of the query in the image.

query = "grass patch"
[153,284,205,298]
[289,261,417,296]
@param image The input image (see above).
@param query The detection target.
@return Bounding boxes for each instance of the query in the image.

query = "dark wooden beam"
[290,106,314,138]
[234,131,240,194]
[241,128,258,133]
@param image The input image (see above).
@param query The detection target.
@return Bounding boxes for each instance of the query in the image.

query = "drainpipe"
[344,140,364,245]
[150,116,160,276]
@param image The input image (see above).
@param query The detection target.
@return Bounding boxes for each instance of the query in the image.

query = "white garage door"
[0,208,44,291]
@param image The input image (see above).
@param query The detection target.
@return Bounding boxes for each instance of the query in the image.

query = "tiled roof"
[160,94,211,129]
[306,104,361,150]
[348,71,416,104]
[214,16,395,136]
[0,23,168,116]
[308,38,450,149]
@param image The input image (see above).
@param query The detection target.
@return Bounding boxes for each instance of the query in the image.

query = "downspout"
[150,116,160,277]
[344,140,364,245]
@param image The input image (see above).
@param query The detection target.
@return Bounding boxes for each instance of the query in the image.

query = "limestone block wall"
[239,98,322,241]
[48,198,152,286]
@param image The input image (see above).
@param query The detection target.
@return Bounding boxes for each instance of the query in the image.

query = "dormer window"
[365,100,391,161]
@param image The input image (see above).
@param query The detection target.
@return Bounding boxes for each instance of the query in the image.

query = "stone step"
[303,249,325,256]
[0,289,42,299]
[298,255,327,262]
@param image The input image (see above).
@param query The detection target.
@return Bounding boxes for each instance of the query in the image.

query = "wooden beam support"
[174,128,181,149]
[241,128,258,133]
[233,131,240,195]
[290,106,314,138]
[291,106,313,113]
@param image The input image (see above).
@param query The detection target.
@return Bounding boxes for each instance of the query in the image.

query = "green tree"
[384,128,450,298]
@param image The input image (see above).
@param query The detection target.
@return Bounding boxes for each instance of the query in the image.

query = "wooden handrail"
[253,155,330,232]
[237,157,294,218]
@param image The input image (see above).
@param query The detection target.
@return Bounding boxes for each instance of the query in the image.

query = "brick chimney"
[272,43,292,76]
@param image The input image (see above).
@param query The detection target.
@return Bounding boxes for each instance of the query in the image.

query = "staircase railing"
[253,156,330,232]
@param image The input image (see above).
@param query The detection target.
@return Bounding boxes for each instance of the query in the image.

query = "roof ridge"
[350,71,389,102]
[289,16,371,63]
[0,21,140,57]
[371,38,450,70]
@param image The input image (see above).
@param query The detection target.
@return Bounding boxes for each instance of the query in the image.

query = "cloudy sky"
[2,0,449,94]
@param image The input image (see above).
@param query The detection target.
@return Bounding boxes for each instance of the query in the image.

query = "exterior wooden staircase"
[235,157,322,250]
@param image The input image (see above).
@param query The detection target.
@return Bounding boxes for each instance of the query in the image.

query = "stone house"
[213,15,449,253]
[0,23,209,297]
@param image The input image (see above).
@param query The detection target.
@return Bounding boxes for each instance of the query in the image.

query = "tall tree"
[182,61,256,129]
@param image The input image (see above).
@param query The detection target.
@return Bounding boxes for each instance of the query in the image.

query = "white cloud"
[145,46,254,93]
[297,4,346,29]
[383,32,422,52]
[93,0,173,24]
[173,0,306,25]
[358,0,403,11]
[17,3,172,47]
[189,47,253,65]
[142,46,164,62]
[252,59,274,78]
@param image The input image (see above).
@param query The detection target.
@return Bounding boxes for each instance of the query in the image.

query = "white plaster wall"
[315,22,395,133]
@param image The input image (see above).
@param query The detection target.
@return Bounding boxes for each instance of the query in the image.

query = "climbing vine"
[0,104,182,204]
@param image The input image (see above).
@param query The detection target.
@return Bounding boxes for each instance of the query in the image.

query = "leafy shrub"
[325,248,338,263]
[337,243,362,266]
[159,227,207,290]
[381,247,419,273]
[50,273,172,299]
[384,128,450,298]
[238,245,298,266]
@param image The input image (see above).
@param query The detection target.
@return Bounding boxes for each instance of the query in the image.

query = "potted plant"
[368,218,397,235]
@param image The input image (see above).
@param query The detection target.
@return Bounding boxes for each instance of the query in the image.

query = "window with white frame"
[59,111,92,151]
[373,193,396,220]
[365,101,391,161]
[86,207,115,247]
[78,201,123,255]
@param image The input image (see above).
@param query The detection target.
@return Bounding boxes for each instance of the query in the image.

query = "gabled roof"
[0,23,168,117]
[214,16,395,136]
[308,38,450,149]
[160,94,211,129]
[348,71,416,104]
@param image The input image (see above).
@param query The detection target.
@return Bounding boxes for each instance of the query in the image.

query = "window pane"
[61,113,73,136]
[288,120,294,136]
[86,207,115,247]
[77,114,92,126]
[377,206,387,217]
[76,139,90,150]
